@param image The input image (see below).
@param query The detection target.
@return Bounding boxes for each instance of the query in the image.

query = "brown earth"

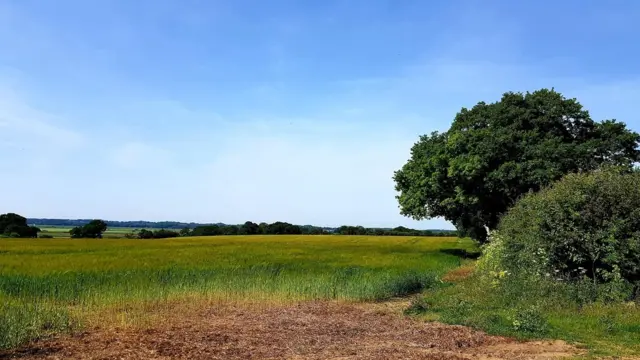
[1,300,581,360]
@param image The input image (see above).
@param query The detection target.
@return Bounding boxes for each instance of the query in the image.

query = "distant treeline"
[28,218,215,229]
[335,225,455,237]
[123,222,456,239]
[27,218,456,239]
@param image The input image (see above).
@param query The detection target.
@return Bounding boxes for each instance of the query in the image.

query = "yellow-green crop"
[0,235,475,349]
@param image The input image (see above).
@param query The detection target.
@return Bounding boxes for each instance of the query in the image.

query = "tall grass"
[0,235,474,349]
[419,269,640,356]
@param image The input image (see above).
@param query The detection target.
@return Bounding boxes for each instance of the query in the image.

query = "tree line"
[1,214,456,239]
[27,218,221,230]
[124,222,455,239]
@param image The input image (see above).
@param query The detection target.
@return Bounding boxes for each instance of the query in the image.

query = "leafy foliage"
[179,227,192,237]
[0,213,40,238]
[239,221,260,235]
[394,88,640,243]
[335,225,450,236]
[510,306,548,334]
[496,167,640,289]
[69,220,108,239]
[124,229,179,239]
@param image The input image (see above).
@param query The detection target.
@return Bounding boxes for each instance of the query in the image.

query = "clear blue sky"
[1,0,640,228]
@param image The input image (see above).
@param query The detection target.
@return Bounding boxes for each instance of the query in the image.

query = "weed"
[510,306,548,335]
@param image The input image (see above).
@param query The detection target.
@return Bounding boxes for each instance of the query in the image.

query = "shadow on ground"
[440,248,481,260]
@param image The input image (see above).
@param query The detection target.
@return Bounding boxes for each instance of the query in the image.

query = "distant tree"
[0,213,40,238]
[240,221,260,235]
[179,227,192,237]
[301,225,325,235]
[137,229,154,239]
[69,226,83,238]
[394,88,640,243]
[337,226,367,235]
[69,219,107,239]
[191,225,221,236]
[219,225,237,235]
[266,222,302,235]
[152,229,179,239]
[123,229,139,239]
[258,222,269,234]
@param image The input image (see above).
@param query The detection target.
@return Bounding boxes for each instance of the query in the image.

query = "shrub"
[39,235,53,239]
[510,306,548,335]
[495,167,640,293]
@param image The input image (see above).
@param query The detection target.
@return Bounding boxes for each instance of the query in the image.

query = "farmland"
[0,235,475,351]
[36,226,155,238]
[1,234,638,358]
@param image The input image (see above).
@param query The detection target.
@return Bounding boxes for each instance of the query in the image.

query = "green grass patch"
[415,268,640,357]
[0,235,473,349]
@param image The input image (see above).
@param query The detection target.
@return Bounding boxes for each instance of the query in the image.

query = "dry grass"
[441,262,476,283]
[1,300,580,360]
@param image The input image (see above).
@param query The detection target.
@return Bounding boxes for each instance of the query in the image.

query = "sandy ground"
[1,300,580,360]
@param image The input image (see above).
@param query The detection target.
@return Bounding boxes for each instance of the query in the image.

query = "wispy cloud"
[0,76,86,155]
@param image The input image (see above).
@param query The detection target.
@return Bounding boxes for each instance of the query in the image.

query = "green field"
[0,235,474,349]
[36,226,158,238]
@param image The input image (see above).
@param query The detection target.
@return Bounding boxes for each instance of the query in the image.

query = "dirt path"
[2,300,579,360]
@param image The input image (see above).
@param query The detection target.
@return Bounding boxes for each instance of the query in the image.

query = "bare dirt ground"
[1,300,580,360]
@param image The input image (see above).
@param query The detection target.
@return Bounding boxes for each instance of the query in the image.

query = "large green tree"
[393,88,640,243]
[0,213,40,238]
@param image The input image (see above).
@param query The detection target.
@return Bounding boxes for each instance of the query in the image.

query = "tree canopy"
[0,213,40,238]
[393,88,640,243]
[70,220,108,238]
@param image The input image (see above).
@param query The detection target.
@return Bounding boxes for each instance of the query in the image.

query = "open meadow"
[0,235,476,351]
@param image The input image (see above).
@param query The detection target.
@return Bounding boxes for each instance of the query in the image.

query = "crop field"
[0,235,476,352]
[36,226,156,238]
[5,235,634,359]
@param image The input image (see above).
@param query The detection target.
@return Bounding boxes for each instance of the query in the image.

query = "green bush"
[510,306,548,335]
[493,167,640,296]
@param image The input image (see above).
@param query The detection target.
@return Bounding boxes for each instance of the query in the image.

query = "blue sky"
[1,0,640,228]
